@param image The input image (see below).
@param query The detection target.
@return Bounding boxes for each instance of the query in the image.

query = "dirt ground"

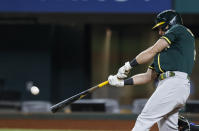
[0,119,159,131]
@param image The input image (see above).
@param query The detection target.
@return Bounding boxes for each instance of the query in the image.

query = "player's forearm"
[135,46,155,64]
[132,73,153,85]
[124,69,157,86]
[131,39,169,65]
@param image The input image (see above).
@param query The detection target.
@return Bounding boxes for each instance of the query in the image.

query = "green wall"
[175,0,199,13]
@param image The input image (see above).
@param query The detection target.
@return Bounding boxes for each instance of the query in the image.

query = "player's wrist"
[129,58,138,67]
[124,77,134,85]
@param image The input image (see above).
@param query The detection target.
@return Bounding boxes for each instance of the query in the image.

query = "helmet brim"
[152,22,165,30]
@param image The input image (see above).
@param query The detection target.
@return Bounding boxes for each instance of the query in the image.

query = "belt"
[158,71,190,81]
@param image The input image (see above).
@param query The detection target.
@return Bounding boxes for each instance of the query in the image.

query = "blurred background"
[0,0,199,131]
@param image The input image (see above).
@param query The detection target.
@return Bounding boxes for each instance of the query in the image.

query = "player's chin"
[159,31,165,36]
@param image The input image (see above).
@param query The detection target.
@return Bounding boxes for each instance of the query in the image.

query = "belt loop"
[187,75,190,81]
[170,71,175,77]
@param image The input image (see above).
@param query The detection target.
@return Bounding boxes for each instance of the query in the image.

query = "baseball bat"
[50,80,109,113]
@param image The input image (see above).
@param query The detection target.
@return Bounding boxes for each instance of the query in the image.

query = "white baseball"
[30,86,40,95]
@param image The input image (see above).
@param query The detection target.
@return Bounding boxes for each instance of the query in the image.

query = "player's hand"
[117,62,132,79]
[108,75,124,87]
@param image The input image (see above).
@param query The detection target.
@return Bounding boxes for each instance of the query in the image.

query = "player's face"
[158,25,169,36]
[158,27,165,36]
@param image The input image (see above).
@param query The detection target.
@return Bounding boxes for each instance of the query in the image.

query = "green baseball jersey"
[149,24,195,75]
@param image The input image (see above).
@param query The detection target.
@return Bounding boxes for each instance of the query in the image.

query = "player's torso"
[153,24,195,75]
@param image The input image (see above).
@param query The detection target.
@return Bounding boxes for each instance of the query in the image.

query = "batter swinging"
[108,10,195,131]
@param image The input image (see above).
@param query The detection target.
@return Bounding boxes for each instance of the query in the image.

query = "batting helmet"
[152,10,183,31]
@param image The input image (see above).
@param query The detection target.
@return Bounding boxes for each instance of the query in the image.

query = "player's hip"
[156,71,190,104]
[157,71,190,87]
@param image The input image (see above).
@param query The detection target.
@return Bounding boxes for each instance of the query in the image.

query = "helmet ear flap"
[169,16,177,25]
[161,23,169,32]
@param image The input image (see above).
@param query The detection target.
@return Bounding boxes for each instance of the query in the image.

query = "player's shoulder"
[166,24,187,34]
[174,24,194,37]
[169,24,185,31]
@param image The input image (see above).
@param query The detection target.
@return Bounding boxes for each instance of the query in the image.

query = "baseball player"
[108,10,195,131]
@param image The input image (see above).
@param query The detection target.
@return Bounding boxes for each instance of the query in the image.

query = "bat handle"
[98,80,109,88]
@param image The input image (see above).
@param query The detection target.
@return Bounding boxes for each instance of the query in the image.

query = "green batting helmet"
[152,10,183,31]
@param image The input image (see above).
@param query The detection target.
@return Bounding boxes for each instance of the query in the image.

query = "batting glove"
[117,62,132,79]
[108,75,124,87]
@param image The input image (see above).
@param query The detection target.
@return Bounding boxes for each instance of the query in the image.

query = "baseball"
[30,86,40,95]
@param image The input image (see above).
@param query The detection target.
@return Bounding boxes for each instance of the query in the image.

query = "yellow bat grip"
[98,81,109,88]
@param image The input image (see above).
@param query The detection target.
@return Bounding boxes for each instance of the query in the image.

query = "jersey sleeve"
[161,25,182,45]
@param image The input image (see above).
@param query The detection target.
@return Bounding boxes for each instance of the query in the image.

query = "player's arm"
[108,68,158,87]
[117,38,169,79]
[135,38,169,64]
[131,68,157,85]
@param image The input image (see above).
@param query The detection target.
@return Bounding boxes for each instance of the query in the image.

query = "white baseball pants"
[132,71,190,131]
